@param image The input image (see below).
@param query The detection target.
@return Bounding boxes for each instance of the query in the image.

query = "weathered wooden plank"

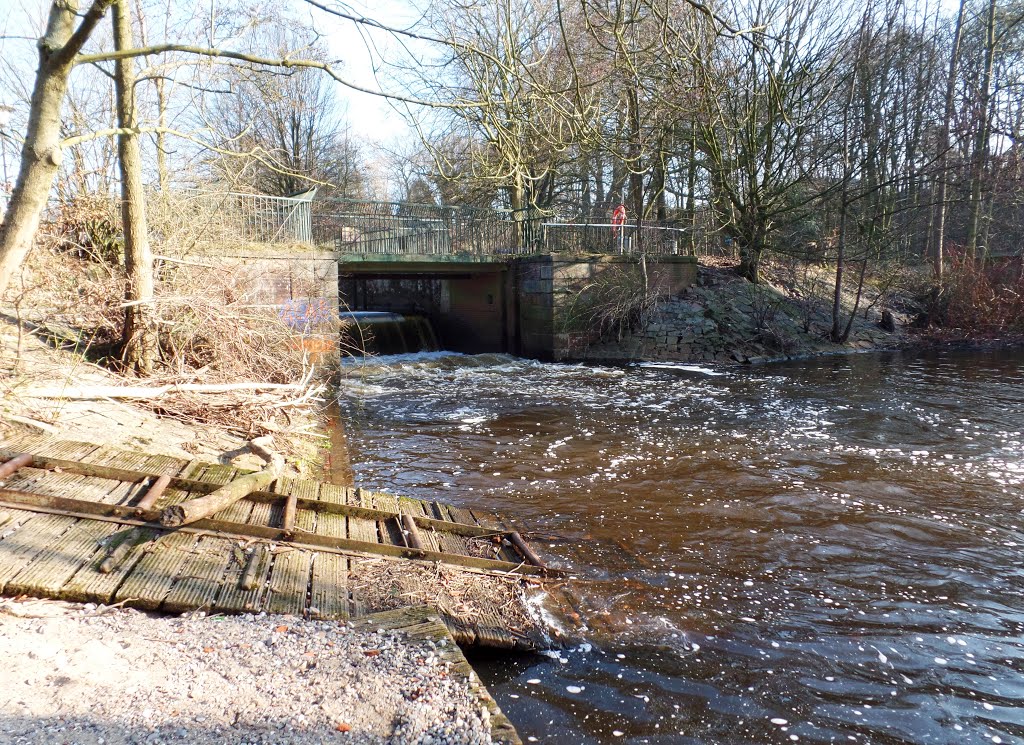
[60,527,157,604]
[5,519,115,597]
[265,548,311,615]
[309,552,348,620]
[0,450,502,537]
[473,606,519,649]
[115,531,198,610]
[348,557,371,618]
[447,505,477,525]
[431,527,472,557]
[177,460,204,480]
[6,471,97,499]
[162,535,236,613]
[198,463,237,487]
[316,511,346,539]
[0,508,36,532]
[368,489,399,514]
[290,480,319,530]
[216,491,276,614]
[467,508,520,564]
[347,489,380,545]
[37,440,100,462]
[138,453,188,477]
[0,488,553,577]
[442,613,478,647]
[216,544,271,614]
[350,604,439,632]
[199,465,257,524]
[398,496,440,552]
[0,433,52,454]
[317,483,347,505]
[0,514,74,592]
[83,447,154,477]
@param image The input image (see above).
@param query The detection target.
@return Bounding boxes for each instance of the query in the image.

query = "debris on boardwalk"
[0,435,556,650]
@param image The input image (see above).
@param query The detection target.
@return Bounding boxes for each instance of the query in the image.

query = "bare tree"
[0,0,114,296]
[204,22,367,198]
[695,0,849,283]
[112,0,156,373]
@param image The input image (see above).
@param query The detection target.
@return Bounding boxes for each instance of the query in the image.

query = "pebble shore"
[0,599,493,744]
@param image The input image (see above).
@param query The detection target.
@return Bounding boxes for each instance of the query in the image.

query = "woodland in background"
[0,0,1022,375]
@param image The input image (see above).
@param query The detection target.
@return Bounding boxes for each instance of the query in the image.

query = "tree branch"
[74,43,483,110]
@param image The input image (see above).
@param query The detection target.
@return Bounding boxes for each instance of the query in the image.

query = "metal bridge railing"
[314,199,727,258]
[540,221,691,256]
[312,199,523,256]
[6,185,738,259]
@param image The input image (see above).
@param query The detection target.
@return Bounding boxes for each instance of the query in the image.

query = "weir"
[337,253,698,359]
[340,311,440,356]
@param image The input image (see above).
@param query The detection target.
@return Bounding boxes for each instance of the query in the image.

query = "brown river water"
[337,348,1024,744]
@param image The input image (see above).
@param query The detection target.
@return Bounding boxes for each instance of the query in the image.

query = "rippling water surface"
[337,349,1024,744]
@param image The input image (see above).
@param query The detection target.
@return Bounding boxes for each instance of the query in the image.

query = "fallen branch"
[23,382,304,400]
[248,436,278,464]
[159,455,284,527]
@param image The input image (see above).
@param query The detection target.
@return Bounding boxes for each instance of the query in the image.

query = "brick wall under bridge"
[185,249,341,360]
[338,253,698,360]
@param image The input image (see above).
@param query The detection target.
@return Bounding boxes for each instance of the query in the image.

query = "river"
[337,348,1024,744]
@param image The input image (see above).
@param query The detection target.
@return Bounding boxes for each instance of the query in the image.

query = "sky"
[0,0,424,144]
[314,0,423,143]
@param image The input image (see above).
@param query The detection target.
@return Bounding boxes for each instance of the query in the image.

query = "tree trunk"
[932,0,966,279]
[113,0,157,375]
[155,77,169,192]
[685,127,698,254]
[965,0,997,262]
[627,83,643,254]
[160,457,284,527]
[737,222,763,284]
[0,3,82,298]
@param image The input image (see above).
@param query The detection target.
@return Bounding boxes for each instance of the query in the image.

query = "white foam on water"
[634,362,726,376]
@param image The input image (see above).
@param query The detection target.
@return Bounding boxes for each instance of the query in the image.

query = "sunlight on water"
[337,348,1024,744]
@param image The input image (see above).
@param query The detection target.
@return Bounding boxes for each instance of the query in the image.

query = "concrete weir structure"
[338,252,698,361]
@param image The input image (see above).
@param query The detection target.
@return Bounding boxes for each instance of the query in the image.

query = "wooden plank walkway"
[0,434,549,649]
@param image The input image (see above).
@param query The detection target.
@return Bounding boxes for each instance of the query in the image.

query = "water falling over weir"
[340,311,441,356]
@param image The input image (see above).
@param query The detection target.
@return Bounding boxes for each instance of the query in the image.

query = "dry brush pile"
[4,196,345,450]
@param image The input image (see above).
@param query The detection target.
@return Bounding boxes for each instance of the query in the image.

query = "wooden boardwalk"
[0,434,550,649]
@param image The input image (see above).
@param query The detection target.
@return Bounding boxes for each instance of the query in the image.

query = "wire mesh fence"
[147,189,315,246]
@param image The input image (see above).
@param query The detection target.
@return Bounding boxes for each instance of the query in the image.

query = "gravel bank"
[0,598,493,744]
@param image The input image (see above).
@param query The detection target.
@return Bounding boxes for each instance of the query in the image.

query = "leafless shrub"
[560,261,663,344]
[11,195,347,444]
[936,253,1024,335]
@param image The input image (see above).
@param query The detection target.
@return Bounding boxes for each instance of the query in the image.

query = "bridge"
[300,199,696,358]
[139,191,704,360]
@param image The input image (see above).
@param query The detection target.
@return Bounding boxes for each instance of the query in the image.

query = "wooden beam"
[282,488,298,536]
[0,487,557,577]
[508,531,546,568]
[0,454,33,481]
[133,474,170,513]
[0,450,502,538]
[401,512,425,550]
